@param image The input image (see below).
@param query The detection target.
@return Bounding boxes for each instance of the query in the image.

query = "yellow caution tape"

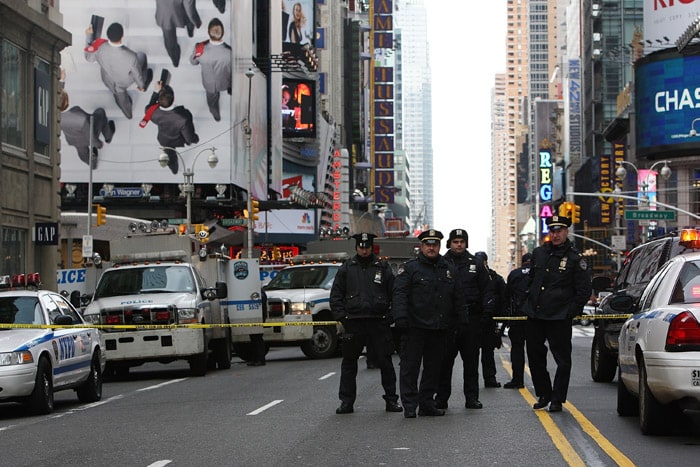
[492,314,632,321]
[0,321,341,330]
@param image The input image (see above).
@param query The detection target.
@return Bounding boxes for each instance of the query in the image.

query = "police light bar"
[680,228,700,249]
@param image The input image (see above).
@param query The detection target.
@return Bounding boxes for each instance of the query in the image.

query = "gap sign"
[624,210,676,221]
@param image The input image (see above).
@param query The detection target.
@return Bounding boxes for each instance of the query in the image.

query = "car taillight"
[665,311,700,351]
[106,314,121,325]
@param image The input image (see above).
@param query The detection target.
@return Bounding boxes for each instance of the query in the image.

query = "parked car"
[0,274,105,414]
[615,250,700,435]
[591,231,698,382]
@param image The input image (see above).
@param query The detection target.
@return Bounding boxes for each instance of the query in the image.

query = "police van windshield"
[265,266,338,291]
[94,265,195,298]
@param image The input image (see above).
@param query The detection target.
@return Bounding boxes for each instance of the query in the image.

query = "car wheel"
[591,332,616,382]
[188,330,208,377]
[77,350,103,403]
[27,357,54,415]
[300,325,339,359]
[639,357,668,435]
[214,332,232,370]
[616,366,638,416]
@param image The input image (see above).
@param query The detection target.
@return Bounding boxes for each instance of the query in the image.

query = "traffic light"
[558,202,573,218]
[571,204,581,224]
[197,225,210,243]
[251,198,260,221]
[178,224,187,236]
[94,204,107,226]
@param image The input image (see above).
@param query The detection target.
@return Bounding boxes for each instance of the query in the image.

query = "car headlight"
[0,351,34,366]
[290,302,310,315]
[178,308,198,324]
[83,314,101,325]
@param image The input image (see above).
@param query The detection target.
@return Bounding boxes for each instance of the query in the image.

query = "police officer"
[393,229,463,418]
[435,229,493,410]
[525,216,591,412]
[474,251,505,388]
[502,253,532,389]
[330,233,402,415]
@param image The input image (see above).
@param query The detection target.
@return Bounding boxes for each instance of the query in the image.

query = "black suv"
[591,233,696,382]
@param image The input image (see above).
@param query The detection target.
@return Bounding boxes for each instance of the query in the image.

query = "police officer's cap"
[418,229,443,245]
[448,228,468,243]
[351,232,376,248]
[475,251,488,262]
[546,215,571,231]
[521,253,532,264]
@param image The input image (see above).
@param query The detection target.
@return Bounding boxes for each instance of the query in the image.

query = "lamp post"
[244,68,255,259]
[615,160,672,243]
[159,147,218,235]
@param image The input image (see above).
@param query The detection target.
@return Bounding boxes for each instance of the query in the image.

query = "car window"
[40,294,62,323]
[50,294,83,323]
[266,266,336,290]
[671,260,700,304]
[625,239,669,288]
[0,296,44,325]
[638,261,675,311]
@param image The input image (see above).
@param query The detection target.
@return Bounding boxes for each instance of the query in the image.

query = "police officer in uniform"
[435,229,492,410]
[393,229,463,418]
[330,233,402,414]
[475,251,505,388]
[502,253,532,389]
[525,216,591,412]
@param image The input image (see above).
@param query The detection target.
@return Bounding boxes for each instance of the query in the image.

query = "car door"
[41,293,92,387]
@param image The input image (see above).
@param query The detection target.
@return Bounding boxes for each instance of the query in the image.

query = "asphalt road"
[2,326,700,466]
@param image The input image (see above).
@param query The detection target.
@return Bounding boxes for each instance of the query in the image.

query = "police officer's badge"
[559,257,568,271]
[446,270,452,279]
[397,264,405,275]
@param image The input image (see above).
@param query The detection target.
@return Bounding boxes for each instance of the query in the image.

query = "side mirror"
[54,314,74,326]
[608,294,634,313]
[215,281,228,299]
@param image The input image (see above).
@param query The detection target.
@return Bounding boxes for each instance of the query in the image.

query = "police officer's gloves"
[394,317,409,329]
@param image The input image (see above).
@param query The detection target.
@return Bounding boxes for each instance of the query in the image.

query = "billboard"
[635,49,700,158]
[644,0,700,52]
[282,0,315,59]
[58,1,258,189]
[282,78,316,138]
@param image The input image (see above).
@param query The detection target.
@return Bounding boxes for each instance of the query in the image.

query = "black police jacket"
[330,254,394,321]
[443,250,493,324]
[524,239,591,321]
[391,253,463,330]
[505,266,530,317]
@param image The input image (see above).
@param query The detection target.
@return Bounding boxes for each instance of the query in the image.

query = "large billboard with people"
[635,48,700,158]
[59,0,271,197]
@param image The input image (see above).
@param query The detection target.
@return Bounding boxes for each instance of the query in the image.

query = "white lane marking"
[137,378,188,392]
[319,372,336,380]
[147,461,173,467]
[247,399,284,415]
[392,448,411,451]
[48,395,126,419]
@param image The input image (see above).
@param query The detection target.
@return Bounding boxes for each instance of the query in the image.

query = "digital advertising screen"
[282,78,316,138]
[635,49,700,159]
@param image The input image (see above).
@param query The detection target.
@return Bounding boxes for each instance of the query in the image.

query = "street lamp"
[244,68,256,259]
[615,160,672,243]
[159,146,218,235]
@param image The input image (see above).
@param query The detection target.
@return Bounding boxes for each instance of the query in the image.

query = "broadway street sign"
[624,210,676,221]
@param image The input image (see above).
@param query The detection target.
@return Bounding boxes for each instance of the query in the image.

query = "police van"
[82,232,262,377]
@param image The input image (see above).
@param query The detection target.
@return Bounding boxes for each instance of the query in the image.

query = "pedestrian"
[84,22,153,119]
[155,0,202,67]
[502,253,532,389]
[525,216,591,412]
[393,229,463,418]
[474,251,505,388]
[190,18,232,122]
[435,229,493,411]
[59,90,115,170]
[140,82,199,175]
[330,233,402,415]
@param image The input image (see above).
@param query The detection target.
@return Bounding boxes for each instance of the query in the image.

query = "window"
[1,228,26,276]
[34,59,51,156]
[1,40,26,148]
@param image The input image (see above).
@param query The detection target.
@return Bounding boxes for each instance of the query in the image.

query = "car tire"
[77,350,103,403]
[591,332,616,382]
[300,325,339,359]
[27,357,54,415]
[639,357,668,435]
[616,366,638,416]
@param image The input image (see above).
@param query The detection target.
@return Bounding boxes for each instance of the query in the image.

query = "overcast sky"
[425,1,507,254]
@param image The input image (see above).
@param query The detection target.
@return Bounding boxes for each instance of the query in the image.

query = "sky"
[424,1,507,254]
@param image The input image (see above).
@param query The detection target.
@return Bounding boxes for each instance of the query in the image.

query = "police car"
[0,273,105,414]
